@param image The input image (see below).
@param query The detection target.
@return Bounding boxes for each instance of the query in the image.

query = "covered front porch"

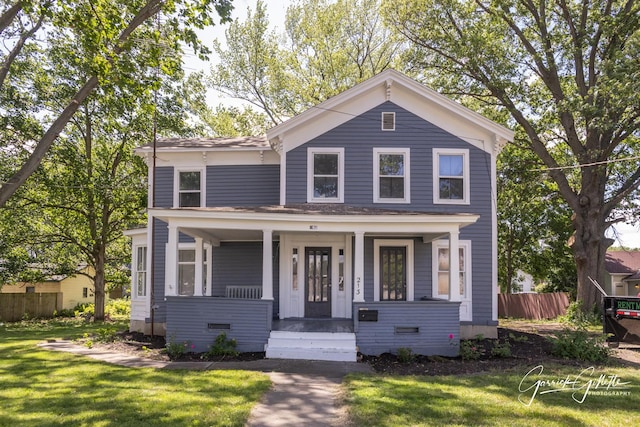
[154,205,476,359]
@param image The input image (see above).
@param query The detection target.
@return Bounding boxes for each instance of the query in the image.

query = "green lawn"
[0,319,271,427]
[344,364,640,427]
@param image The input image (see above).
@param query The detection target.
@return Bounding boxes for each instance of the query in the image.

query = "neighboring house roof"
[266,69,515,154]
[135,136,270,153]
[605,251,640,281]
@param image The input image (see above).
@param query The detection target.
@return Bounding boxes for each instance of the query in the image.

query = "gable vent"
[382,112,395,131]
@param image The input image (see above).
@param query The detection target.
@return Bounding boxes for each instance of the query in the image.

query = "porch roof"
[149,204,479,242]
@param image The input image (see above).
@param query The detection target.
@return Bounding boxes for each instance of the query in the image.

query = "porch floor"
[272,318,354,333]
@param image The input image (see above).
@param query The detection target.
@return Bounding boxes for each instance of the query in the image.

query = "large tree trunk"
[569,196,613,312]
[94,247,106,321]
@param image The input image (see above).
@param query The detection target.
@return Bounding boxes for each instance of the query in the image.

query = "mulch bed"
[95,327,638,375]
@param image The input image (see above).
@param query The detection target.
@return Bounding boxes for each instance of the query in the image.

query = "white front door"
[279,234,352,319]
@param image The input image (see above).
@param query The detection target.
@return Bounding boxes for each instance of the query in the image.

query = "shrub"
[74,303,94,319]
[490,340,512,358]
[460,337,486,360]
[204,333,239,358]
[396,347,415,364]
[559,301,600,328]
[106,299,130,317]
[547,328,610,362]
[165,338,194,360]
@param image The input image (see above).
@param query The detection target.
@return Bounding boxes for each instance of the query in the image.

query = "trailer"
[603,296,640,344]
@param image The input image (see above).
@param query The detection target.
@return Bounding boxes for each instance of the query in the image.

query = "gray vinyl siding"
[289,101,494,326]
[154,167,174,208]
[151,218,168,323]
[153,165,280,208]
[212,242,279,315]
[206,165,280,207]
[354,301,460,356]
[166,297,272,352]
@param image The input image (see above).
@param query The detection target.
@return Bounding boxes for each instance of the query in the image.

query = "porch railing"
[225,285,262,299]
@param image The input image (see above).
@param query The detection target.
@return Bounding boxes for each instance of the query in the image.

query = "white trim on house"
[307,147,345,203]
[123,228,150,320]
[279,233,352,319]
[267,69,514,155]
[173,167,206,208]
[373,239,414,302]
[373,148,410,204]
[432,239,473,321]
[433,148,470,205]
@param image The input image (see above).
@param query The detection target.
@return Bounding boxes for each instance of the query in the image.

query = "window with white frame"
[374,239,414,301]
[432,240,471,300]
[433,149,469,204]
[135,246,147,297]
[374,148,410,203]
[307,148,344,202]
[176,170,203,207]
[178,249,196,296]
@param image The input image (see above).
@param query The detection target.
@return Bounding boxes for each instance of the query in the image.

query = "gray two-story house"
[125,70,514,361]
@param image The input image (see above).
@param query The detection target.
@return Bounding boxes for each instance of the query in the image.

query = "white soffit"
[267,69,514,154]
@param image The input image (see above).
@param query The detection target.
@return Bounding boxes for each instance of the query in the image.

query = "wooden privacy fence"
[0,293,62,322]
[498,292,570,320]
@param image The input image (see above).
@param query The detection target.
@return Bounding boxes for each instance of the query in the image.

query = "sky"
[187,0,640,249]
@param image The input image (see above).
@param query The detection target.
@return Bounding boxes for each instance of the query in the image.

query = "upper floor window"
[374,148,410,203]
[176,170,203,207]
[307,148,344,203]
[433,148,469,204]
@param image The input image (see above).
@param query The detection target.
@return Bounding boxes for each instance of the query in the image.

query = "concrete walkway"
[38,340,372,426]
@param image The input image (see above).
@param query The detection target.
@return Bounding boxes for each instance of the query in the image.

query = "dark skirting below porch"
[272,318,354,333]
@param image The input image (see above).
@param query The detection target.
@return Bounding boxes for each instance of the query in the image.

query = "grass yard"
[344,364,640,427]
[0,319,271,427]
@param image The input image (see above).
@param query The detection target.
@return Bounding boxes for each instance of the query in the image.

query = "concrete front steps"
[265,331,357,362]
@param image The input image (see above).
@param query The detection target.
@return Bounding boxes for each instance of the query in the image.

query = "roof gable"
[266,69,514,154]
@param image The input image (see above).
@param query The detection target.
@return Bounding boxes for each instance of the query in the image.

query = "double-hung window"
[135,246,147,297]
[307,148,344,202]
[176,170,203,207]
[433,149,469,204]
[374,148,410,203]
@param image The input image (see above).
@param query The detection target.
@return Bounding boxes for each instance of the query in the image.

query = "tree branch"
[0,0,163,208]
[0,1,21,35]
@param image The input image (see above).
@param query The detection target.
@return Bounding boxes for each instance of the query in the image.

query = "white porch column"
[262,229,274,300]
[449,230,461,302]
[166,224,178,296]
[353,231,365,302]
[194,237,204,296]
[206,244,213,296]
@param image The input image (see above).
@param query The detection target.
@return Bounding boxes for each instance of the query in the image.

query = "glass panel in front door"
[305,247,331,318]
